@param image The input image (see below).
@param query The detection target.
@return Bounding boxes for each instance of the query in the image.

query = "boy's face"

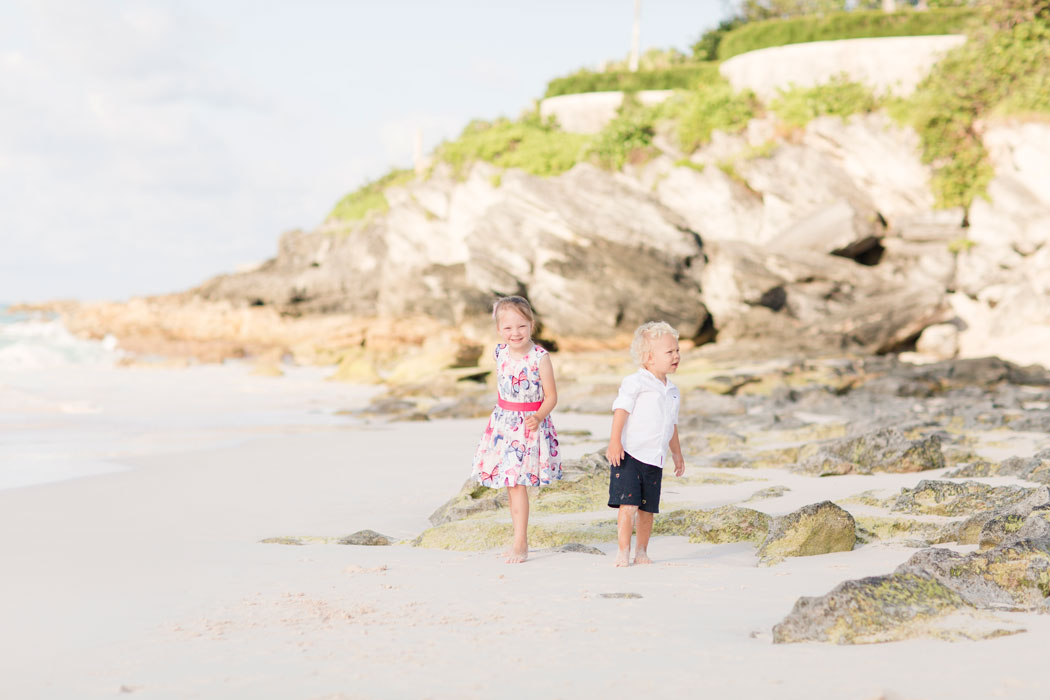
[645,333,680,377]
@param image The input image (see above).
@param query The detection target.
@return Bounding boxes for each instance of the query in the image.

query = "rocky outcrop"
[50,103,1050,369]
[757,501,856,565]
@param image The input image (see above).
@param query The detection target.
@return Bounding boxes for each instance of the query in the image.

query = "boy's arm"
[669,425,685,476]
[606,409,629,466]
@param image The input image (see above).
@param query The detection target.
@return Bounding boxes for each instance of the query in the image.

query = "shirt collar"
[639,368,675,391]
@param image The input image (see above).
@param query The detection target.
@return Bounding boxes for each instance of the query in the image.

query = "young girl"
[471,296,561,563]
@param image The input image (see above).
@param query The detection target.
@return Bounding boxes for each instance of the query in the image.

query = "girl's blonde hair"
[631,321,679,366]
[492,295,535,329]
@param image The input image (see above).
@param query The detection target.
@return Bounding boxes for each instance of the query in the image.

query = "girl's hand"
[524,414,540,432]
[606,441,625,466]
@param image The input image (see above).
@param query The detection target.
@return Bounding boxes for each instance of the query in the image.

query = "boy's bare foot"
[505,548,528,564]
[633,550,652,565]
[615,549,631,567]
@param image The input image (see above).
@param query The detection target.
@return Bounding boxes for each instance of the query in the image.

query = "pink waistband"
[497,398,542,411]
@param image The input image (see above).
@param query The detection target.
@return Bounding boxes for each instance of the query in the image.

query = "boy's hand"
[606,440,625,466]
[673,456,685,477]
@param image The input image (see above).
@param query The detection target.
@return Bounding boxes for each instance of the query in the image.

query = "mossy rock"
[745,485,790,502]
[757,501,856,566]
[773,573,973,644]
[948,453,1050,486]
[653,505,771,544]
[900,539,1050,612]
[429,453,612,526]
[979,506,1050,551]
[890,480,1049,517]
[428,478,508,526]
[413,517,617,551]
[337,529,395,546]
[795,428,944,476]
[853,515,949,545]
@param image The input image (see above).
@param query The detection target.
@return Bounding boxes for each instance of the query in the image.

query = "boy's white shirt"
[611,368,680,468]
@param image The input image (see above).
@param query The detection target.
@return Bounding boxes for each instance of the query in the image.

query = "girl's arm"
[669,425,685,476]
[606,409,629,466]
[525,353,558,431]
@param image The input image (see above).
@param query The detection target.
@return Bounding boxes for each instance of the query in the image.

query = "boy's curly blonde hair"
[630,321,679,366]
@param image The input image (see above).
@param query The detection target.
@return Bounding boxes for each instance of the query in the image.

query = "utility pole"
[629,0,640,72]
[413,127,424,176]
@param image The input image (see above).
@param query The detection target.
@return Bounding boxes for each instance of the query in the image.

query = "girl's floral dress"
[472,343,561,488]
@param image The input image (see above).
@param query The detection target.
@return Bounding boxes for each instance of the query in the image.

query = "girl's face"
[497,308,532,351]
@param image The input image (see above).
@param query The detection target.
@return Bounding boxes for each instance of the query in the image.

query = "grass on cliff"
[327,168,415,223]
[437,115,591,178]
[771,77,880,127]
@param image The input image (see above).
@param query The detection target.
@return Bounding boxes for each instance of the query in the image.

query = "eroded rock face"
[198,163,711,340]
[757,501,856,566]
[774,538,1050,644]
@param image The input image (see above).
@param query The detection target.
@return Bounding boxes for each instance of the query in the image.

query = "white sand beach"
[3,353,1050,700]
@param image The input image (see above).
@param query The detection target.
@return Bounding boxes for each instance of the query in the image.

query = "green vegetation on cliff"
[903,0,1050,210]
[771,77,880,127]
[327,1,1050,222]
[437,116,591,178]
[328,168,414,223]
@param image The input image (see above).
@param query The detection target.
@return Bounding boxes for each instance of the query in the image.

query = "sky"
[0,0,729,303]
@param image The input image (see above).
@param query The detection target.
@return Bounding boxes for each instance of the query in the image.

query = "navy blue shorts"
[608,452,663,514]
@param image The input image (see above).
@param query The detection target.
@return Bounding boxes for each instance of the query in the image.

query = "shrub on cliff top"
[717,7,977,60]
[543,63,721,98]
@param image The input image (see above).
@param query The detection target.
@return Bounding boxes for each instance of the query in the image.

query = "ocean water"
[0,304,121,370]
[0,305,380,491]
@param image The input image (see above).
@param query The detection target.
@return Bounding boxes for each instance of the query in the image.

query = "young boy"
[606,321,685,567]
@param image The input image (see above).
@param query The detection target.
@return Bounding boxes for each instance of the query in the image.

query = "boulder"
[756,501,856,566]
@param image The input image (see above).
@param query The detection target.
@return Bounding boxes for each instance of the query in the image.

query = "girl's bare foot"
[633,550,652,565]
[615,548,631,567]
[505,548,528,564]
